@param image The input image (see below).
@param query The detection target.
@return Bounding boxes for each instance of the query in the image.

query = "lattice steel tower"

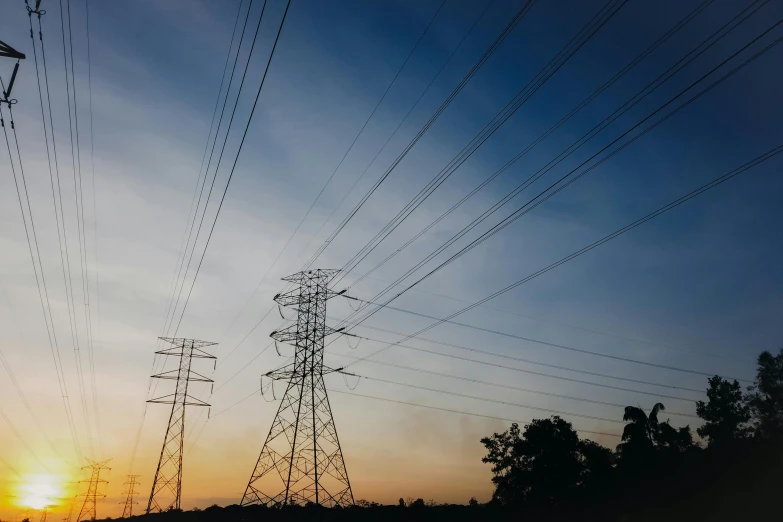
[77,459,111,522]
[146,338,216,513]
[241,269,354,507]
[120,475,140,518]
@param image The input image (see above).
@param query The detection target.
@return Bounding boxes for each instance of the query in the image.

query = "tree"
[746,348,783,439]
[696,376,751,446]
[616,403,664,462]
[398,498,405,508]
[409,498,425,508]
[481,416,603,507]
[468,497,479,507]
[656,422,697,454]
[578,439,615,484]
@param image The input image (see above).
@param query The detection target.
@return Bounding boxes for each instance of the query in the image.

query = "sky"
[1,0,782,518]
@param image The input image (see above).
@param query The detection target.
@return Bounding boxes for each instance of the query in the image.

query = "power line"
[336,334,699,403]
[344,142,783,372]
[201,385,623,439]
[83,0,103,460]
[346,325,705,394]
[220,0,538,356]
[0,101,83,462]
[157,0,255,348]
[143,0,293,481]
[214,0,495,368]
[342,0,722,292]
[143,0,258,440]
[331,0,629,287]
[0,403,51,472]
[127,0,253,475]
[342,296,751,382]
[354,375,628,425]
[169,0,291,338]
[335,0,771,333]
[0,283,65,460]
[328,388,620,439]
[366,272,735,362]
[339,14,783,360]
[23,0,86,464]
[219,0,450,342]
[327,353,698,419]
[337,1,775,327]
[292,0,498,276]
[0,455,22,478]
[57,0,97,456]
[297,0,540,274]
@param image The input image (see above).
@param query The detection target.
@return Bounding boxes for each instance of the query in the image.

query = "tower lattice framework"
[76,459,111,522]
[241,269,354,507]
[120,475,140,518]
[146,338,216,513]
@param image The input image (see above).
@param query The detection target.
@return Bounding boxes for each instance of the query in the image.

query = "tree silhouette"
[746,348,783,439]
[481,416,610,508]
[616,403,663,461]
[655,421,696,454]
[696,376,751,446]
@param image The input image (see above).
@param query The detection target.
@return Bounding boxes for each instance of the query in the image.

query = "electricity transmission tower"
[241,269,354,507]
[77,459,111,522]
[120,475,140,518]
[62,496,77,522]
[146,337,216,513]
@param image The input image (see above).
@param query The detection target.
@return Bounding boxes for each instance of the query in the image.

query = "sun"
[17,474,62,510]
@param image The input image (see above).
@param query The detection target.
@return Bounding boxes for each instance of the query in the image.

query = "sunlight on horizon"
[16,474,65,510]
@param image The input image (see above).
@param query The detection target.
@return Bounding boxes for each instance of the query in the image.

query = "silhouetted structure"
[77,459,111,522]
[241,270,354,507]
[120,475,140,518]
[147,338,216,513]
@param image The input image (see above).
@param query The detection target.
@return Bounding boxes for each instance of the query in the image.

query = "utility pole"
[119,475,140,518]
[146,338,216,513]
[76,459,111,522]
[241,269,354,507]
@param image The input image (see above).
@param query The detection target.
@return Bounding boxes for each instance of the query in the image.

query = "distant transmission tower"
[146,337,216,513]
[62,496,76,522]
[77,459,111,522]
[120,475,140,518]
[241,269,354,507]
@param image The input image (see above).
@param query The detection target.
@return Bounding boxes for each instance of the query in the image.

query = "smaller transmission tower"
[147,338,216,513]
[120,475,140,518]
[62,496,77,522]
[77,459,111,522]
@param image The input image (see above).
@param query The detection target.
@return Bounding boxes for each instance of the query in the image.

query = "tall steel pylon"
[76,459,111,522]
[120,475,140,518]
[146,337,216,513]
[241,269,354,507]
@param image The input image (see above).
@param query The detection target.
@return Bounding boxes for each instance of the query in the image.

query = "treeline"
[478,348,783,520]
[100,349,782,522]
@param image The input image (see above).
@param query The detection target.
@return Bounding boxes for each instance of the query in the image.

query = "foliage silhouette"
[91,351,781,522]
[696,376,751,446]
[746,348,783,439]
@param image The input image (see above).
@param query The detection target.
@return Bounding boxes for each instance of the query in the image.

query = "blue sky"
[0,0,782,515]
